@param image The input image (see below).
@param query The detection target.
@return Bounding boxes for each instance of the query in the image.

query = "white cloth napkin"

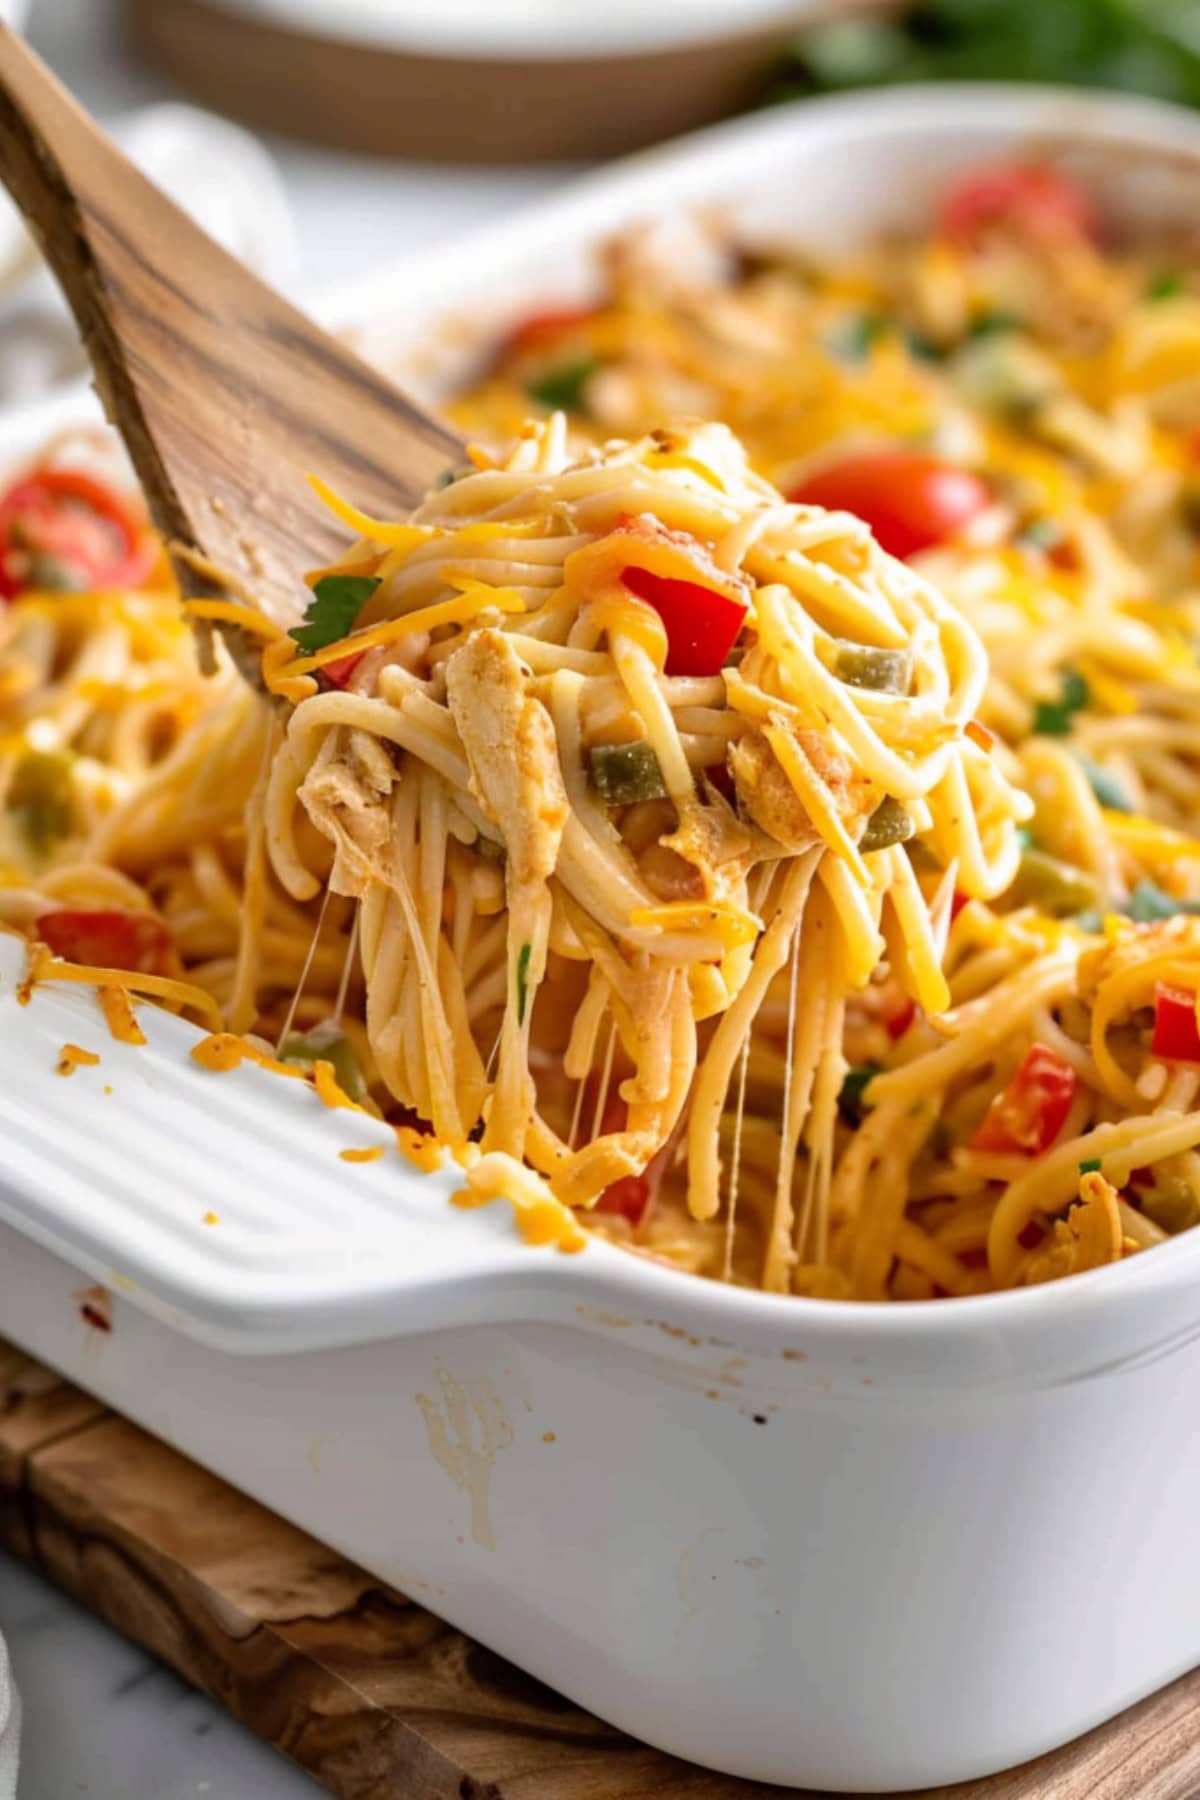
[0,1629,20,1800]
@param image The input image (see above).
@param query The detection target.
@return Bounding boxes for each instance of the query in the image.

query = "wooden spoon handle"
[0,24,463,628]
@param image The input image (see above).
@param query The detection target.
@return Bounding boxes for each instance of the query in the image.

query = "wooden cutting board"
[1,1333,1198,1800]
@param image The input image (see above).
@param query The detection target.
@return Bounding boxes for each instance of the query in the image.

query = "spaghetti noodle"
[7,161,1200,1300]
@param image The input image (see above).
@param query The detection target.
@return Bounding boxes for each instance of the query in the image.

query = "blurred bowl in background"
[124,0,900,163]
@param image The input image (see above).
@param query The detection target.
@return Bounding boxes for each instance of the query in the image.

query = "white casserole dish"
[5,85,1200,1793]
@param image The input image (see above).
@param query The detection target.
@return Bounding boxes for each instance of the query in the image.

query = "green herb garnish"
[1078,1158,1102,1175]
[826,312,888,363]
[1147,271,1185,301]
[289,574,381,654]
[967,309,1023,338]
[1032,668,1089,737]
[516,942,533,1026]
[526,355,597,413]
[838,1062,882,1127]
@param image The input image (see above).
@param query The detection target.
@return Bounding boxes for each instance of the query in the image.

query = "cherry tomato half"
[789,452,990,562]
[501,305,598,359]
[0,466,157,600]
[938,163,1093,246]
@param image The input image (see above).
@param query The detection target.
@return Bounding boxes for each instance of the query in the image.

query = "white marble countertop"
[2,3,571,1794]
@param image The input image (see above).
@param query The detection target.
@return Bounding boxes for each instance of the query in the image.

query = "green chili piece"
[834,641,913,694]
[860,796,914,853]
[279,1020,366,1102]
[588,740,668,805]
[1008,848,1102,918]
[1141,1179,1200,1235]
[1077,755,1133,814]
[11,749,74,853]
[1126,880,1200,925]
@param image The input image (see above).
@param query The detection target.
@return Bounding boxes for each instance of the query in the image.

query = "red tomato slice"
[501,305,598,358]
[788,453,990,562]
[938,163,1093,245]
[970,1044,1077,1156]
[1152,983,1200,1063]
[0,467,156,599]
[37,908,174,977]
[622,564,747,677]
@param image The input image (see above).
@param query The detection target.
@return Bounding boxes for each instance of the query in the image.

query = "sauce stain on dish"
[415,1360,513,1551]
[74,1283,112,1334]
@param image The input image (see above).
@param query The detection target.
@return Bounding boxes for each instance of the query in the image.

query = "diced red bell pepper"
[622,564,747,677]
[1152,983,1200,1062]
[595,1173,652,1225]
[938,163,1094,246]
[789,452,990,563]
[970,1043,1077,1156]
[37,908,174,977]
[886,998,918,1042]
[320,649,367,688]
[0,466,156,599]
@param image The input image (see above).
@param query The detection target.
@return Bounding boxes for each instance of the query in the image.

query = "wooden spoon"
[0,23,464,641]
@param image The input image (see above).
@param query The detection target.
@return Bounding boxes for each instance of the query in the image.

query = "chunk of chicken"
[730,726,873,853]
[445,630,567,884]
[445,629,568,1159]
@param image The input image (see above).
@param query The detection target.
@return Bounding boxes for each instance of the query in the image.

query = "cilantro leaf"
[1033,668,1089,737]
[526,356,597,414]
[838,1062,882,1126]
[289,575,380,654]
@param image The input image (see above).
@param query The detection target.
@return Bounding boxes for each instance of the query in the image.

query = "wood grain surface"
[0,25,461,635]
[1,1335,1198,1800]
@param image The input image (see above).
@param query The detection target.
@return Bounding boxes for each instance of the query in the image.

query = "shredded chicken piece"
[730,727,873,852]
[1020,1171,1124,1285]
[446,630,568,1157]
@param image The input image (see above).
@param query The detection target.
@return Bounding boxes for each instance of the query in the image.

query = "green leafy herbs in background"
[773,1,1200,106]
